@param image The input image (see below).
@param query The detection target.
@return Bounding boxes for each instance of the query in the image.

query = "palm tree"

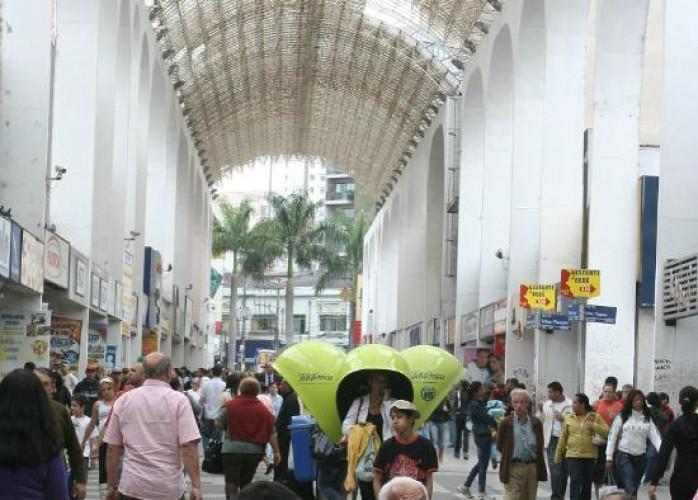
[315,211,369,347]
[254,192,342,345]
[212,199,272,368]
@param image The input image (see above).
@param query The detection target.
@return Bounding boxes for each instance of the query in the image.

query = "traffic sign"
[519,284,557,311]
[539,313,572,331]
[584,305,617,324]
[568,303,582,321]
[561,269,601,298]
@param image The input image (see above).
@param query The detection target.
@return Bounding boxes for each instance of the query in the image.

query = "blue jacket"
[468,398,497,438]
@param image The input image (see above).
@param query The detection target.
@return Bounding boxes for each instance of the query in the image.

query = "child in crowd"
[373,400,439,499]
[486,397,506,469]
[70,394,96,495]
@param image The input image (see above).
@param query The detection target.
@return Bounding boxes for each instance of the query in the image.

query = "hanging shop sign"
[479,303,495,338]
[105,345,117,371]
[561,269,601,298]
[143,247,162,328]
[142,330,158,356]
[519,284,556,310]
[0,216,10,279]
[49,317,82,370]
[87,322,107,365]
[122,251,134,325]
[99,278,109,312]
[9,222,22,283]
[91,273,100,308]
[74,254,87,297]
[539,313,572,331]
[493,298,507,335]
[460,311,478,344]
[44,232,70,289]
[21,230,44,294]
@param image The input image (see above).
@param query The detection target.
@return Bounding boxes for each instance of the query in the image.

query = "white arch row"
[363,0,665,397]
[46,0,212,369]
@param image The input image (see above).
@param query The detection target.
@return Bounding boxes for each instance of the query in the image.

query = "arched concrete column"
[384,194,400,342]
[586,0,649,396]
[456,70,485,359]
[425,127,445,344]
[145,64,167,252]
[505,0,546,390]
[479,26,514,308]
[652,0,698,402]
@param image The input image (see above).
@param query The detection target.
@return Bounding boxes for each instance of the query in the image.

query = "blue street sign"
[525,312,538,329]
[539,313,572,331]
[568,303,582,321]
[584,305,617,324]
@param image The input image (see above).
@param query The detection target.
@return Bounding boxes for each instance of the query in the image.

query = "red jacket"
[226,395,276,445]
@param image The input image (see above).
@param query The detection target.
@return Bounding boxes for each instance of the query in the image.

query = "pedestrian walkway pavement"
[83,452,672,499]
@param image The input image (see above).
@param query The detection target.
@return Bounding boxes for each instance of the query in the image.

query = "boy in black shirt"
[373,400,439,499]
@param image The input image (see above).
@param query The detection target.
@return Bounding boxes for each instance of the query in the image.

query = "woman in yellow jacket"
[555,393,609,500]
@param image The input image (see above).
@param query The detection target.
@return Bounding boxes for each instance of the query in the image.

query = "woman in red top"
[217,377,280,498]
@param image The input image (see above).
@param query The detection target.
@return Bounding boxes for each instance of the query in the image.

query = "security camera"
[55,166,67,176]
[495,248,504,260]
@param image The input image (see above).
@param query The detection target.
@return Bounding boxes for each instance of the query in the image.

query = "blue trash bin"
[288,415,316,482]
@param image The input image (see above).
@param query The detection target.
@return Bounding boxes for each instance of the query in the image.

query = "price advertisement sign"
[561,269,601,298]
[519,284,557,310]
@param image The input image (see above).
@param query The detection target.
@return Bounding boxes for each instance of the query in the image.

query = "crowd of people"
[0,357,696,500]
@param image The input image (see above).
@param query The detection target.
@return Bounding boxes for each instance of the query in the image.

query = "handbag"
[588,414,606,445]
[201,436,223,474]
[355,430,377,482]
[311,426,347,463]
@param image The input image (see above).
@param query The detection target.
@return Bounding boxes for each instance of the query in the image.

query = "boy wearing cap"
[373,400,439,499]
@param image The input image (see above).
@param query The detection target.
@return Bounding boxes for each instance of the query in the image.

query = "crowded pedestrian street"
[2,0,698,499]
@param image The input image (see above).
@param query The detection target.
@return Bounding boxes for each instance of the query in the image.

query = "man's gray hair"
[510,388,531,402]
[378,476,428,500]
[143,356,171,379]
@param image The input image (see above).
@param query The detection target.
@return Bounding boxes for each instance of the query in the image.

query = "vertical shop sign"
[105,345,117,370]
[21,230,44,293]
[142,330,158,356]
[493,298,507,335]
[91,273,100,308]
[0,216,11,279]
[9,222,22,283]
[75,257,87,297]
[49,317,82,370]
[87,322,107,365]
[100,278,109,313]
[122,251,134,325]
[44,232,70,289]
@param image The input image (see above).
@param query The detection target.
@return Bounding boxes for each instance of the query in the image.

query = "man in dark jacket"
[453,381,470,459]
[274,379,300,482]
[74,364,100,415]
[496,388,547,500]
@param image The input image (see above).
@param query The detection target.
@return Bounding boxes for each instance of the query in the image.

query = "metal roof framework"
[147,0,499,194]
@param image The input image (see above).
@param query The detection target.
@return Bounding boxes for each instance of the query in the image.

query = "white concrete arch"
[479,25,515,308]
[145,63,168,252]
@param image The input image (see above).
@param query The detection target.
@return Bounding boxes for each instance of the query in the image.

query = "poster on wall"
[105,345,117,371]
[91,273,100,308]
[20,230,44,294]
[87,322,107,365]
[44,232,70,289]
[0,310,50,377]
[142,330,158,356]
[49,317,82,369]
[99,279,109,312]
[9,222,22,283]
[26,310,51,336]
[74,255,87,298]
[0,216,11,279]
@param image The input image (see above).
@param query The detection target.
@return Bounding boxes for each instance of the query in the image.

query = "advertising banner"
[44,232,70,289]
[105,345,117,370]
[493,297,507,335]
[87,322,107,365]
[49,317,82,369]
[0,310,50,376]
[9,222,22,282]
[519,284,557,310]
[21,230,44,293]
[142,330,158,356]
[100,278,109,312]
[122,251,134,323]
[74,255,87,297]
[0,217,10,278]
[461,311,478,344]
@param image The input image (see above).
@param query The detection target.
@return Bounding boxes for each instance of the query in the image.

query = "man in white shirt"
[466,349,491,384]
[61,362,79,395]
[198,365,226,450]
[537,381,573,500]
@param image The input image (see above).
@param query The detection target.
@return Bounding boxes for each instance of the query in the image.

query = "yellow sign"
[519,284,556,310]
[561,269,601,298]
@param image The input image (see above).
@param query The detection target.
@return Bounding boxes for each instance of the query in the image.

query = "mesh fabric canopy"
[148,0,497,194]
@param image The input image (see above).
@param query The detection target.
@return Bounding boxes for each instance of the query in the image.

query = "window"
[293,315,306,335]
[252,315,277,331]
[320,315,347,331]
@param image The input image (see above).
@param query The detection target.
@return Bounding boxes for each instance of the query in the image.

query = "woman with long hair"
[555,393,608,500]
[605,389,662,496]
[649,386,698,500]
[0,368,68,499]
[457,381,497,500]
[79,377,116,499]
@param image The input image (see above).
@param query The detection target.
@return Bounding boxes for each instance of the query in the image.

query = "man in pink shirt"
[104,352,202,500]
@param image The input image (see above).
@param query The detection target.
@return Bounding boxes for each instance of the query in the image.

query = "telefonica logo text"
[410,371,445,382]
[298,372,334,383]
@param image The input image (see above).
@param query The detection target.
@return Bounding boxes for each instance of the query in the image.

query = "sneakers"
[491,458,498,470]
[454,451,460,459]
[456,485,473,498]
[463,453,469,460]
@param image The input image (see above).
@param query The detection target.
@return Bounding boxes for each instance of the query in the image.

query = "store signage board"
[20,230,44,294]
[519,284,556,310]
[0,216,10,279]
[44,232,70,289]
[539,313,572,331]
[561,269,600,298]
[662,254,697,322]
[9,222,22,283]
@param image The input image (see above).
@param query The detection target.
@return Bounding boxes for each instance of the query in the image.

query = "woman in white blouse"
[605,389,662,496]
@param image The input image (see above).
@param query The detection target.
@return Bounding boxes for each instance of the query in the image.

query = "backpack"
[355,431,377,482]
[201,437,223,474]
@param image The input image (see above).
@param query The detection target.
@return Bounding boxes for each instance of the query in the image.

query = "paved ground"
[84,442,672,499]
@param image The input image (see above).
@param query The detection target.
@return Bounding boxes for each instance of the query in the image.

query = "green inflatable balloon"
[273,341,348,443]
[402,345,465,428]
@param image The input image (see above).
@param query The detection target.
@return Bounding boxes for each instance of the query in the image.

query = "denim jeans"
[455,415,469,455]
[615,451,646,496]
[567,458,595,500]
[428,421,448,450]
[643,441,657,484]
[465,435,493,493]
[201,417,219,451]
[547,436,568,500]
[317,461,347,500]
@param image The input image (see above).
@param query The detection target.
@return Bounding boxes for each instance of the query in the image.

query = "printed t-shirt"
[373,433,438,486]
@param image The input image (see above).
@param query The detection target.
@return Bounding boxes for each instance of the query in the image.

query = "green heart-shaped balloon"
[274,341,465,442]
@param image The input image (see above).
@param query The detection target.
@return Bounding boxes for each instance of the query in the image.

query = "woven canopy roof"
[148,0,499,194]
